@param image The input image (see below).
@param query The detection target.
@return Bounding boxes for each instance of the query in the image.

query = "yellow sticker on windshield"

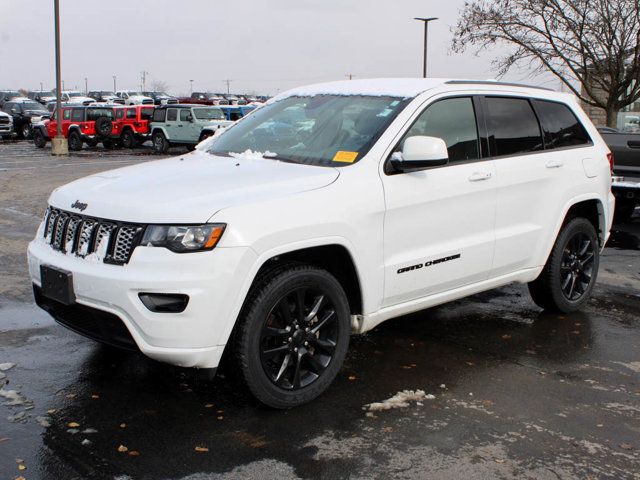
[333,151,358,163]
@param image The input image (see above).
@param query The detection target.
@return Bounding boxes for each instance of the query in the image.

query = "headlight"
[141,224,225,253]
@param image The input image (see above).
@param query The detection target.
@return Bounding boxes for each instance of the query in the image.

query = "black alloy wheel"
[260,288,339,390]
[234,264,350,408]
[68,131,83,151]
[560,232,595,301]
[528,217,599,313]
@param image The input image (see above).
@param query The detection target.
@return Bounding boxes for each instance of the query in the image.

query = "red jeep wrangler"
[113,105,154,148]
[33,105,118,150]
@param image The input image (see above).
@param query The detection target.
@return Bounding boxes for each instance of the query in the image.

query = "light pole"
[189,79,194,95]
[414,17,438,78]
[84,77,88,94]
[51,0,68,155]
[113,75,117,92]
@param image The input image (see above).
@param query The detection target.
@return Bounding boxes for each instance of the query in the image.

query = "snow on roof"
[272,78,452,102]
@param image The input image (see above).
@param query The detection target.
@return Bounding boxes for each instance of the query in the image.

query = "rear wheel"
[528,218,599,313]
[33,129,46,148]
[234,265,350,408]
[68,130,83,151]
[121,129,135,149]
[152,131,169,154]
[21,124,32,139]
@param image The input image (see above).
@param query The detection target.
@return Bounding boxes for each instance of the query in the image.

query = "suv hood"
[48,150,340,223]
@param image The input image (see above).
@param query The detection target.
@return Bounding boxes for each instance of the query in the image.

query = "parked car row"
[179,92,270,106]
[31,103,241,152]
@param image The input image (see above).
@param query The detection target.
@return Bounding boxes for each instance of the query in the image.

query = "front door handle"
[546,160,563,169]
[468,171,492,182]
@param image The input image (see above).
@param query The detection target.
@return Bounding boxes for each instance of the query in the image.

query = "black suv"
[0,91,21,108]
[2,99,50,139]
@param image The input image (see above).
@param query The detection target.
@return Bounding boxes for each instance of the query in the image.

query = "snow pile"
[229,150,277,160]
[0,387,26,406]
[364,389,434,412]
[270,78,449,104]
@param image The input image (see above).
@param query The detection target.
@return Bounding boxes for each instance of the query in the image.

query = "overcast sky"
[0,0,558,96]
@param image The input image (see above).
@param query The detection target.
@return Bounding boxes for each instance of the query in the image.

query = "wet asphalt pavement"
[1,139,639,479]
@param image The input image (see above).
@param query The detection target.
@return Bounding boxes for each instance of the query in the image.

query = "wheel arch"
[220,239,365,357]
[562,197,606,248]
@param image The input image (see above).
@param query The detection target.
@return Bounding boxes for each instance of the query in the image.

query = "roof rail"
[445,80,555,92]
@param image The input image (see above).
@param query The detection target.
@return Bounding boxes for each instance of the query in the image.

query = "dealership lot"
[1,139,639,479]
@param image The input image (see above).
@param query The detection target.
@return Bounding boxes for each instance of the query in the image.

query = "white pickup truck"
[28,78,614,408]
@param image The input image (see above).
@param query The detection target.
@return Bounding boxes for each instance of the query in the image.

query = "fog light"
[139,293,189,313]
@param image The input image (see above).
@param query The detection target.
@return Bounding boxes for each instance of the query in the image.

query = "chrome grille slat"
[40,207,141,265]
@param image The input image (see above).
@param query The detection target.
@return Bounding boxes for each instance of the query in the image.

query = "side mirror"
[11,108,17,114]
[391,136,449,172]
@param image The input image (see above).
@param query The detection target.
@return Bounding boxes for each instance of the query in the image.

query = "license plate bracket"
[40,265,76,305]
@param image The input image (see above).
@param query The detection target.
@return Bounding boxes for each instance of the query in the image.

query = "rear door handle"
[468,171,492,182]
[628,141,640,149]
[546,160,563,169]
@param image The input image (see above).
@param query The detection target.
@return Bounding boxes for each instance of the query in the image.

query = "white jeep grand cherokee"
[28,79,614,408]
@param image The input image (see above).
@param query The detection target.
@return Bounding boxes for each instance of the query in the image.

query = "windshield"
[67,92,84,98]
[208,95,408,166]
[21,102,45,111]
[86,108,114,120]
[194,107,225,120]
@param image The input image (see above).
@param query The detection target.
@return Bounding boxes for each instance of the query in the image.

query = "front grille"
[142,99,153,105]
[0,117,9,125]
[42,207,143,265]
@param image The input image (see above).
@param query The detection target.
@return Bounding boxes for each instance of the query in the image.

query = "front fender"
[216,236,364,349]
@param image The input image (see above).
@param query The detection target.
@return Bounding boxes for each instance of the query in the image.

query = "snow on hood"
[269,78,451,104]
[48,150,340,224]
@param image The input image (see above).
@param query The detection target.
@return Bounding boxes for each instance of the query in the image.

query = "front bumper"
[28,238,257,368]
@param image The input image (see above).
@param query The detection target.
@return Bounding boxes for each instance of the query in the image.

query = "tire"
[121,129,135,149]
[22,123,32,139]
[152,131,169,154]
[67,130,83,151]
[33,129,46,148]
[613,199,636,224]
[199,131,213,143]
[234,264,350,408]
[94,117,113,137]
[528,217,599,313]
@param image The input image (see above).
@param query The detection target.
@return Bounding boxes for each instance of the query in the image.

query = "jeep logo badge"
[71,200,88,211]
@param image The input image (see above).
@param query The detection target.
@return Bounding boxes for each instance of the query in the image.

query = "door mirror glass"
[392,136,449,172]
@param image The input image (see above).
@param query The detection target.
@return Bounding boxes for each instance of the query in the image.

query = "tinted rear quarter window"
[485,97,543,157]
[532,100,591,149]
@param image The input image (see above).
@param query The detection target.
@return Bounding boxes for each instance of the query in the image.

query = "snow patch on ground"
[364,389,433,412]
[612,361,640,373]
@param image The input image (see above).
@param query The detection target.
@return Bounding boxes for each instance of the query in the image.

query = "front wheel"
[152,131,169,154]
[33,129,47,148]
[22,124,32,139]
[528,218,599,313]
[234,265,350,408]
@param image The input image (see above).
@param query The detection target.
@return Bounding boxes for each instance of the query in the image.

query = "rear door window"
[71,108,84,122]
[126,108,136,119]
[167,109,177,122]
[532,100,592,149]
[180,109,191,121]
[485,97,543,157]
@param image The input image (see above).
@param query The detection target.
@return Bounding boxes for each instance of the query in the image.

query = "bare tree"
[151,80,169,93]
[453,0,640,126]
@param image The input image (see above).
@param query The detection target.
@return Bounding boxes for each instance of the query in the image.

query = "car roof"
[272,78,559,102]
